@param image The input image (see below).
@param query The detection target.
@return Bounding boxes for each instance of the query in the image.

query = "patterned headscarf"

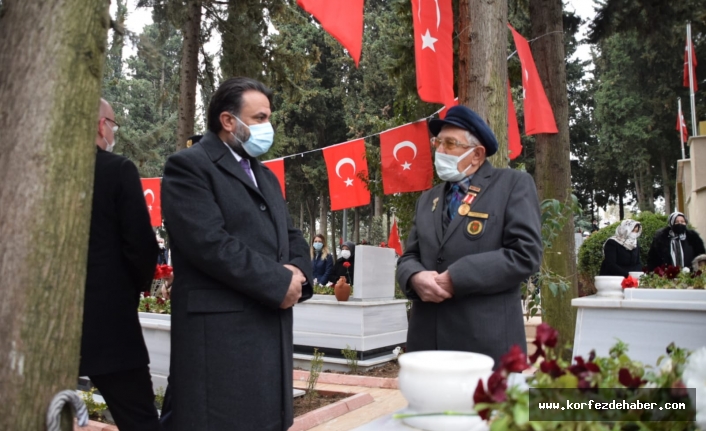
[668,211,688,267]
[605,219,642,251]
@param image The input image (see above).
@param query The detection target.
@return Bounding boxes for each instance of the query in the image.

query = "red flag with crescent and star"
[323,139,370,211]
[141,178,162,227]
[684,34,698,91]
[507,81,522,160]
[297,0,364,67]
[262,158,286,199]
[380,121,433,194]
[508,24,558,136]
[412,0,455,107]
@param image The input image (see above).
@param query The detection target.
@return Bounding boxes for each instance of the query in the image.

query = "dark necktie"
[447,183,463,221]
[239,158,256,187]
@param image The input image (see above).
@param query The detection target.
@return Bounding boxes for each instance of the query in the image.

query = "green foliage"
[306,348,324,404]
[138,294,171,314]
[578,212,668,293]
[639,268,706,290]
[341,345,359,374]
[154,387,165,411]
[521,197,580,318]
[81,388,108,421]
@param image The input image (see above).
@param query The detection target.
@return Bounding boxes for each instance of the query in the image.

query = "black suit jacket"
[79,148,158,376]
[161,131,313,431]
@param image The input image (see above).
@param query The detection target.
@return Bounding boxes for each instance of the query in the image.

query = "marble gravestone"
[292,245,408,371]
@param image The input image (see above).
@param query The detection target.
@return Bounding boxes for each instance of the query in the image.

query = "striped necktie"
[448,183,463,221]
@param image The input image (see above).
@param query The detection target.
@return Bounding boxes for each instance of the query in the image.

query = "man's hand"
[410,271,452,303]
[434,271,455,296]
[280,265,306,309]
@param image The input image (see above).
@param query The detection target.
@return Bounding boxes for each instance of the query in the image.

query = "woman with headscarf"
[332,241,355,285]
[599,219,643,276]
[647,212,705,271]
[311,233,333,285]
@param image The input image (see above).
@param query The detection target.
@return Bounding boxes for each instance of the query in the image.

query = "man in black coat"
[80,99,161,430]
[161,77,313,431]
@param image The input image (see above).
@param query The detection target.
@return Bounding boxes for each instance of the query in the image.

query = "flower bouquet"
[639,265,705,290]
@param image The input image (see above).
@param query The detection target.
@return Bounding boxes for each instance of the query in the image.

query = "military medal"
[469,185,481,193]
[457,192,476,216]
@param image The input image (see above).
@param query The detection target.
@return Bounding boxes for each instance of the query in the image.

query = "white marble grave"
[352,246,398,300]
[572,289,706,368]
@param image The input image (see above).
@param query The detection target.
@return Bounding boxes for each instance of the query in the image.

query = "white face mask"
[103,136,116,153]
[434,147,476,182]
[340,250,351,260]
[628,232,640,240]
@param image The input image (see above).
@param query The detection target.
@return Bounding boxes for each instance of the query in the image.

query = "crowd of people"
[80,76,702,431]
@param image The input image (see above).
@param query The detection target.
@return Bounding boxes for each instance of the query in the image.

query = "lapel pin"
[432,197,439,212]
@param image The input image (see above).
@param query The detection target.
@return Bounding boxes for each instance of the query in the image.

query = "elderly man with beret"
[397,105,543,367]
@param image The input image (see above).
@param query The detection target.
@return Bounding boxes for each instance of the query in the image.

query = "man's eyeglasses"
[430,136,472,151]
[103,117,120,133]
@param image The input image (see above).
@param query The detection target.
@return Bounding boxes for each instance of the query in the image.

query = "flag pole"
[679,98,686,160]
[687,22,698,137]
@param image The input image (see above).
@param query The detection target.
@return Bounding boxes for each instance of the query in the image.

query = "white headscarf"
[605,219,642,252]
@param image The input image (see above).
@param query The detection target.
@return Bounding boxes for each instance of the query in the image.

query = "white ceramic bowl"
[398,350,494,414]
[628,272,644,283]
[594,276,625,298]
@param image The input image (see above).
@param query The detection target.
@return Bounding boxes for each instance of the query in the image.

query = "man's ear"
[220,112,237,133]
[97,118,105,138]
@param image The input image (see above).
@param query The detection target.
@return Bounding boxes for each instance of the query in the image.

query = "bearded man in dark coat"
[161,77,313,431]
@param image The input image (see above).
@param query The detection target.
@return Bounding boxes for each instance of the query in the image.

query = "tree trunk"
[353,207,360,244]
[374,194,383,218]
[330,209,337,260]
[319,194,327,240]
[299,203,304,232]
[176,0,201,152]
[529,0,577,356]
[0,1,109,429]
[660,155,672,215]
[619,193,625,221]
[306,199,316,241]
[458,0,508,167]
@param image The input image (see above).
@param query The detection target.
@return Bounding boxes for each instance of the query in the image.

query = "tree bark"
[660,155,672,215]
[176,0,201,152]
[330,209,337,260]
[299,203,304,232]
[0,1,109,429]
[619,193,625,220]
[306,198,316,242]
[529,0,577,356]
[319,194,327,240]
[458,0,508,167]
[353,207,360,244]
[374,194,383,218]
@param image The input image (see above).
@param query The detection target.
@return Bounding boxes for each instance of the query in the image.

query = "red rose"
[156,297,165,305]
[343,262,351,268]
[143,291,151,298]
[621,276,638,288]
[539,359,565,378]
[500,345,529,373]
[473,370,507,420]
[665,265,680,279]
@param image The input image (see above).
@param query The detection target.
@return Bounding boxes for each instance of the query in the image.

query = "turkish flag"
[508,25,558,135]
[507,81,522,160]
[388,219,403,256]
[262,158,286,199]
[677,109,689,142]
[297,0,364,66]
[412,0,454,107]
[380,121,433,194]
[323,139,370,211]
[438,98,458,119]
[141,178,162,227]
[684,35,698,90]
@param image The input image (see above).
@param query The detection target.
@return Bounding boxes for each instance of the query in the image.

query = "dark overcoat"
[646,227,706,271]
[161,131,313,431]
[397,161,543,367]
[80,148,158,376]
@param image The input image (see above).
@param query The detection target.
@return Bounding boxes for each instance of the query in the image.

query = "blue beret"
[428,106,498,157]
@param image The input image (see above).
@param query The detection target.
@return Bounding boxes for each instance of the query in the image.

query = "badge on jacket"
[467,219,484,236]
[432,197,439,212]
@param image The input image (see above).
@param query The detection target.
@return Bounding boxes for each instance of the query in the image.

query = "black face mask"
[672,224,687,235]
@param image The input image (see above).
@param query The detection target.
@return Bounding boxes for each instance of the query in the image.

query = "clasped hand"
[280,264,306,309]
[411,270,454,303]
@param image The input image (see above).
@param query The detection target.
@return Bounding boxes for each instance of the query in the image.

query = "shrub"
[578,212,668,294]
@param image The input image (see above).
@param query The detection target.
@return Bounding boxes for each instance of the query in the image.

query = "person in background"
[332,241,356,284]
[590,219,600,233]
[80,99,161,431]
[157,236,169,265]
[599,219,643,277]
[311,233,333,285]
[647,211,706,271]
